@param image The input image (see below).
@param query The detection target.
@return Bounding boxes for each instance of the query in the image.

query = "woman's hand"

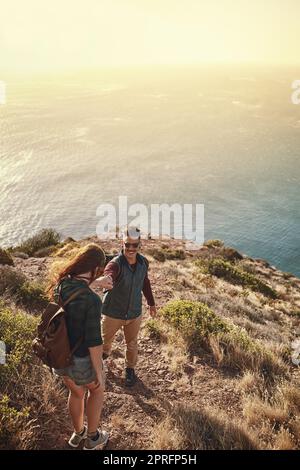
[89,345,105,390]
[97,275,113,290]
[96,366,106,390]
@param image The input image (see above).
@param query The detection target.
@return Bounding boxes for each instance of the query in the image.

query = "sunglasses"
[124,242,140,249]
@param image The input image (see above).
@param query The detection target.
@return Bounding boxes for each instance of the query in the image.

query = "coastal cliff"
[0,230,300,450]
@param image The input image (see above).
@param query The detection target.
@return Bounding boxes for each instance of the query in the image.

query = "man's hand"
[97,275,113,290]
[148,305,157,318]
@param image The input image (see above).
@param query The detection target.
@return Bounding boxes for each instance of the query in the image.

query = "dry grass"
[169,375,191,392]
[241,382,300,449]
[207,329,286,377]
[14,366,70,449]
[145,316,190,375]
[151,403,260,450]
[237,371,265,395]
[201,275,217,289]
[280,384,300,414]
[161,336,189,375]
[243,396,289,428]
[1,364,70,450]
[273,428,296,450]
[208,336,224,365]
[289,418,300,442]
[54,241,80,258]
[150,416,182,450]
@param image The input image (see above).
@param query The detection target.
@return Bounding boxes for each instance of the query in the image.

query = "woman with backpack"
[48,243,113,450]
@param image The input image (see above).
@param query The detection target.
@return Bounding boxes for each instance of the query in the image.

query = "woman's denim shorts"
[53,354,97,386]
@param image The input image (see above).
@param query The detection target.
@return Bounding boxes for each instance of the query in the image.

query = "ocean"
[0,65,299,276]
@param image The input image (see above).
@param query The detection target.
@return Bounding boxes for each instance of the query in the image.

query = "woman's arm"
[85,298,105,388]
[89,345,105,388]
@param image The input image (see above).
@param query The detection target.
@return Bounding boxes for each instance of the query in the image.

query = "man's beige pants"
[101,315,143,368]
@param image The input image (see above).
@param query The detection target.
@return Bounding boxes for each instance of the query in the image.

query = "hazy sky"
[0,0,299,71]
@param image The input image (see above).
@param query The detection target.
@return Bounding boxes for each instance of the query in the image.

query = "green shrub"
[160,300,284,375]
[221,247,243,262]
[161,300,229,341]
[206,258,277,299]
[0,266,47,310]
[146,248,166,262]
[204,239,224,248]
[0,248,14,266]
[289,309,300,317]
[0,303,39,387]
[13,229,60,257]
[194,258,210,274]
[54,241,80,258]
[282,272,294,280]
[33,246,57,257]
[17,281,48,309]
[145,319,163,340]
[165,249,186,260]
[0,266,26,296]
[11,252,29,260]
[147,247,186,262]
[63,237,76,244]
[0,395,30,450]
[0,305,39,448]
[0,303,70,450]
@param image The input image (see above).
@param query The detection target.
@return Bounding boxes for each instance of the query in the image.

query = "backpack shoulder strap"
[61,287,90,308]
[50,287,90,327]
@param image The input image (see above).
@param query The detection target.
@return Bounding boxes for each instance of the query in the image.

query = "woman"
[48,243,113,450]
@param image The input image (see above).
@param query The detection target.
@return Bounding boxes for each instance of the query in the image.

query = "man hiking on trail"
[101,226,157,386]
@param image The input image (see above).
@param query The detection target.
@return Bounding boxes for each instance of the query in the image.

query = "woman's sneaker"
[83,429,109,450]
[68,425,87,448]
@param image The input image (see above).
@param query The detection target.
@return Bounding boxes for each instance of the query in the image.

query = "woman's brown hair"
[47,243,106,298]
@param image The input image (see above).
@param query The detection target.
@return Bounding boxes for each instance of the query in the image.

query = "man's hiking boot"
[68,425,87,448]
[125,367,137,387]
[83,429,109,450]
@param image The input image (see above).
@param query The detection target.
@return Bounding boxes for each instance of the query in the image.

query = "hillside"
[0,231,300,450]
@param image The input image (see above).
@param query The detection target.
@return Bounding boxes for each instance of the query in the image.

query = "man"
[101,226,156,386]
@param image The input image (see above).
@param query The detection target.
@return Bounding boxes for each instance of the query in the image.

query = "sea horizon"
[1,64,299,276]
